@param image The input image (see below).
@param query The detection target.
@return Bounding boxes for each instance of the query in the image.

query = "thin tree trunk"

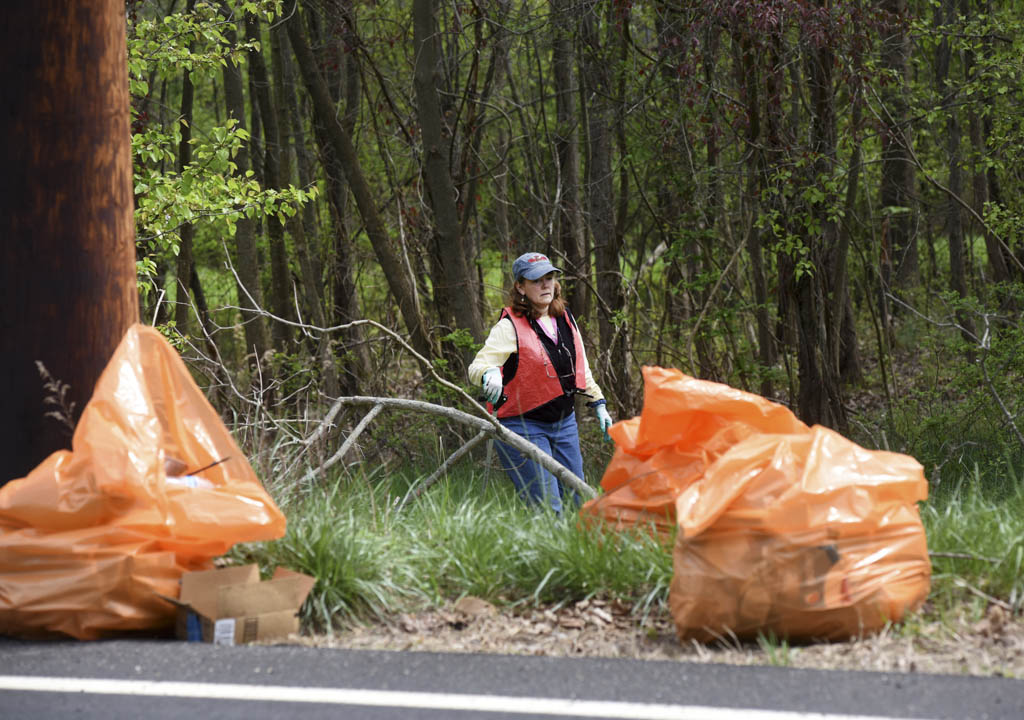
[936,0,976,345]
[799,10,847,432]
[880,0,918,288]
[246,11,294,348]
[581,0,632,415]
[738,30,775,398]
[551,0,587,318]
[219,3,269,368]
[964,0,1009,286]
[272,22,325,329]
[411,0,484,361]
[174,0,197,337]
[287,0,434,360]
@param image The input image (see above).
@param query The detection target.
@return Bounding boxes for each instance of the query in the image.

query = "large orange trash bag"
[581,366,930,641]
[580,366,808,533]
[0,324,286,639]
[671,426,931,641]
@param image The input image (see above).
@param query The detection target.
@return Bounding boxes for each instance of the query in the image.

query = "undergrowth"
[230,465,673,633]
[228,450,1024,638]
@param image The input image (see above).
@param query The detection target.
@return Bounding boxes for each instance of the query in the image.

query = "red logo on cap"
[529,255,548,263]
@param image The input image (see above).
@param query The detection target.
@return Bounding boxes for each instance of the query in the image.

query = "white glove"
[595,404,613,440]
[482,368,503,404]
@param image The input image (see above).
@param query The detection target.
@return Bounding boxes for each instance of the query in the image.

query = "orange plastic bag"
[0,324,286,639]
[581,366,808,533]
[582,366,930,641]
[671,426,930,641]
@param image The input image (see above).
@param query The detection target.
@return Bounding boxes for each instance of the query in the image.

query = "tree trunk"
[879,0,918,289]
[799,12,847,433]
[737,30,775,398]
[287,0,434,361]
[219,4,269,368]
[935,0,976,345]
[272,22,325,330]
[246,12,294,348]
[174,0,197,337]
[551,0,587,318]
[1,0,138,483]
[272,20,341,397]
[311,0,370,395]
[411,0,484,363]
[580,0,632,415]
[964,0,1009,286]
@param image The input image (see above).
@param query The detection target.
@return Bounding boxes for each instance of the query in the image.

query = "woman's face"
[517,272,556,312]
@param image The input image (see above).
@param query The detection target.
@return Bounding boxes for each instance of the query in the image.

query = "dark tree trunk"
[272,19,340,397]
[174,0,198,337]
[737,30,775,398]
[310,0,370,395]
[581,0,633,415]
[412,0,484,362]
[935,0,976,345]
[964,0,1010,287]
[1,0,138,483]
[246,12,294,348]
[879,0,918,289]
[219,4,269,368]
[287,0,434,361]
[550,0,587,319]
[272,22,325,329]
[799,11,847,433]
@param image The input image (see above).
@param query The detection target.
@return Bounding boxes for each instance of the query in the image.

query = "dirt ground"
[297,597,1024,678]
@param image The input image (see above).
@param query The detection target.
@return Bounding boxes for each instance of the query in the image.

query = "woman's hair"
[507,279,566,319]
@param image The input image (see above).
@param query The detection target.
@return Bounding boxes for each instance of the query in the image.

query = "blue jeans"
[495,412,585,514]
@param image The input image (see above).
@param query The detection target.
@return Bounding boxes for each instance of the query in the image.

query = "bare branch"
[396,429,489,511]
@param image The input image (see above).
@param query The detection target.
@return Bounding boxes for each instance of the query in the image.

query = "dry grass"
[293,598,1024,678]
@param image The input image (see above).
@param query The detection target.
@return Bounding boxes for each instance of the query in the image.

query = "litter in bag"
[582,366,931,641]
[0,324,286,640]
[581,366,808,534]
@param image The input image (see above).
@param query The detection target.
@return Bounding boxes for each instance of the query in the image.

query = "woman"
[468,252,613,514]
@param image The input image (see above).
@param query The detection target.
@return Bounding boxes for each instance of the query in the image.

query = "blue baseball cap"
[512,252,561,281]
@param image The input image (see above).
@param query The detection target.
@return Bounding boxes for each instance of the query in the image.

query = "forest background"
[131,0,1024,496]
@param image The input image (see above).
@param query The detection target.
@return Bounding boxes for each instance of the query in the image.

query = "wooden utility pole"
[0,1,138,484]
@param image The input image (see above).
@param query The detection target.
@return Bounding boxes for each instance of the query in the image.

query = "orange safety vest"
[495,307,587,419]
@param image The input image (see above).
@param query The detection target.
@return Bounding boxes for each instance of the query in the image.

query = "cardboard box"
[164,564,315,645]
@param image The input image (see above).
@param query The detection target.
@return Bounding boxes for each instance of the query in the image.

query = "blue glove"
[482,368,503,404]
[594,404,613,441]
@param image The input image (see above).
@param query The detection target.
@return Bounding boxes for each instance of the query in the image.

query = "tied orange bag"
[0,324,286,640]
[583,366,931,641]
[581,366,807,533]
[671,426,931,641]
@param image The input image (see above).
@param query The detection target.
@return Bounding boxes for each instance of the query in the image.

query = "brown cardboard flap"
[271,567,317,598]
[245,609,301,643]
[216,573,315,618]
[179,564,259,619]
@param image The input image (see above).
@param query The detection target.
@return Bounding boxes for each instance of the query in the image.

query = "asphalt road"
[0,637,1021,719]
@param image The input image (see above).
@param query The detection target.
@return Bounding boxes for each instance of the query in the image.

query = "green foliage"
[923,468,1024,616]
[756,631,792,667]
[882,285,1024,490]
[234,465,673,631]
[128,0,314,307]
[442,328,482,355]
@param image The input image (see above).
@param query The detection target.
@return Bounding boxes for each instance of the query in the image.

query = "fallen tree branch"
[326,396,595,500]
[301,403,384,486]
[396,430,489,511]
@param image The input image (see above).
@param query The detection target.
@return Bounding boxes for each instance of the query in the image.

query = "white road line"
[0,675,928,720]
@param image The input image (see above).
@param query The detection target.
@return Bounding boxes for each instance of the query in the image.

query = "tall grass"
[230,445,1024,635]
[922,464,1024,616]
[231,465,673,631]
